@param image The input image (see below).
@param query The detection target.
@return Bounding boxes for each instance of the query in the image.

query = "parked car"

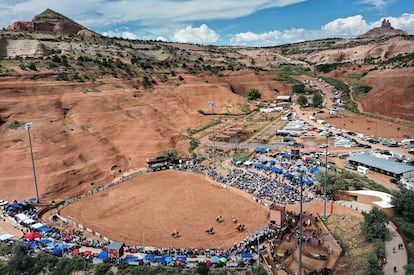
[319,143,329,148]
[390,178,399,184]
[344,163,357,170]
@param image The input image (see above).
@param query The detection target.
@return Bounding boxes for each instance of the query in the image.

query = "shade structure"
[27,241,38,249]
[96,250,109,261]
[37,225,53,232]
[211,256,220,263]
[272,167,282,173]
[0,233,14,241]
[219,257,227,263]
[305,179,313,185]
[56,243,69,250]
[206,259,213,266]
[310,167,319,174]
[51,248,62,256]
[155,256,165,263]
[242,253,253,259]
[123,256,138,263]
[39,239,52,244]
[23,232,43,239]
[144,253,156,261]
[175,256,187,263]
[72,249,80,254]
[165,255,174,263]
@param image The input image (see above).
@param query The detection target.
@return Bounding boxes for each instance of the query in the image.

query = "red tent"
[23,232,43,239]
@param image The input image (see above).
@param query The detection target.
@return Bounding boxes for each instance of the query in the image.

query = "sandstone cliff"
[6,9,95,36]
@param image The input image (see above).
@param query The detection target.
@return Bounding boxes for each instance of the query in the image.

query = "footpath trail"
[338,201,407,274]
[384,223,407,275]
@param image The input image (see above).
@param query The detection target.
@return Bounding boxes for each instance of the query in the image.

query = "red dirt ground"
[60,170,269,248]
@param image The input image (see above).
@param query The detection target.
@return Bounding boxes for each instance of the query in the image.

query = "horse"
[171,230,180,238]
[232,216,238,223]
[216,215,223,223]
[236,223,245,231]
[206,227,215,234]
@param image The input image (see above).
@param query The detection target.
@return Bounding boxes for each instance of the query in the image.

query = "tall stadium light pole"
[209,102,216,170]
[25,122,40,203]
[323,135,328,220]
[296,165,305,275]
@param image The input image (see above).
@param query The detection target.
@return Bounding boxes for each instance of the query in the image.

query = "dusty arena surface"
[60,170,269,249]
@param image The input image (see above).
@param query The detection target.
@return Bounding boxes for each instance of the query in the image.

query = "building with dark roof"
[347,154,414,178]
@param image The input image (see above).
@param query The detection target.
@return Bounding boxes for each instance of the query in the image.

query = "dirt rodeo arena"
[57,170,269,249]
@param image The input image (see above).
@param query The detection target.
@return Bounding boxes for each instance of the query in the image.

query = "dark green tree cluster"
[312,91,324,108]
[361,207,389,241]
[296,94,308,107]
[248,88,261,100]
[0,242,86,274]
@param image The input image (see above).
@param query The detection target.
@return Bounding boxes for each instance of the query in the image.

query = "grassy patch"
[9,120,25,130]
[349,71,368,80]
[83,87,101,94]
[326,214,375,274]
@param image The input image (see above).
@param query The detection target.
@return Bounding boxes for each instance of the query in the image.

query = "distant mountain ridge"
[6,9,96,36]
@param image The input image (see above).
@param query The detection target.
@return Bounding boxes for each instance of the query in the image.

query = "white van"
[357,166,369,175]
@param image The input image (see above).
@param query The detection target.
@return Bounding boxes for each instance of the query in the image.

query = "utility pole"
[25,122,40,203]
[324,135,328,220]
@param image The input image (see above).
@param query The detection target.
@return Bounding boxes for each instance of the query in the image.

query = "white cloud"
[102,30,138,40]
[230,13,414,46]
[173,24,219,44]
[321,15,370,36]
[0,0,306,29]
[358,0,390,8]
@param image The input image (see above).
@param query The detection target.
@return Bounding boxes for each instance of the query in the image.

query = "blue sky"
[1,0,413,46]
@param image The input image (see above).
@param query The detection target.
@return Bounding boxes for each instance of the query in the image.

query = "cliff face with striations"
[6,9,95,36]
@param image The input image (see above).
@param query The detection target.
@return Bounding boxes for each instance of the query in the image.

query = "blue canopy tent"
[123,256,138,263]
[6,202,21,210]
[165,255,174,263]
[242,253,253,259]
[272,167,282,173]
[37,225,53,232]
[305,179,313,185]
[39,239,52,244]
[310,167,319,174]
[253,163,263,169]
[280,153,292,158]
[287,185,293,190]
[155,256,166,263]
[51,247,62,257]
[211,256,220,263]
[262,165,270,170]
[144,254,156,261]
[27,241,38,249]
[283,172,293,178]
[235,160,242,166]
[268,159,276,165]
[55,243,69,250]
[97,250,109,262]
[255,148,268,153]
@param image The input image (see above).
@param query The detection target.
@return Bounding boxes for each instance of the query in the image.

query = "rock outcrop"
[358,19,407,38]
[6,8,96,36]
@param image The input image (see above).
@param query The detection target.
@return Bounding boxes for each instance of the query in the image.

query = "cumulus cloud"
[231,13,414,47]
[321,15,370,36]
[102,30,138,40]
[173,24,219,44]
